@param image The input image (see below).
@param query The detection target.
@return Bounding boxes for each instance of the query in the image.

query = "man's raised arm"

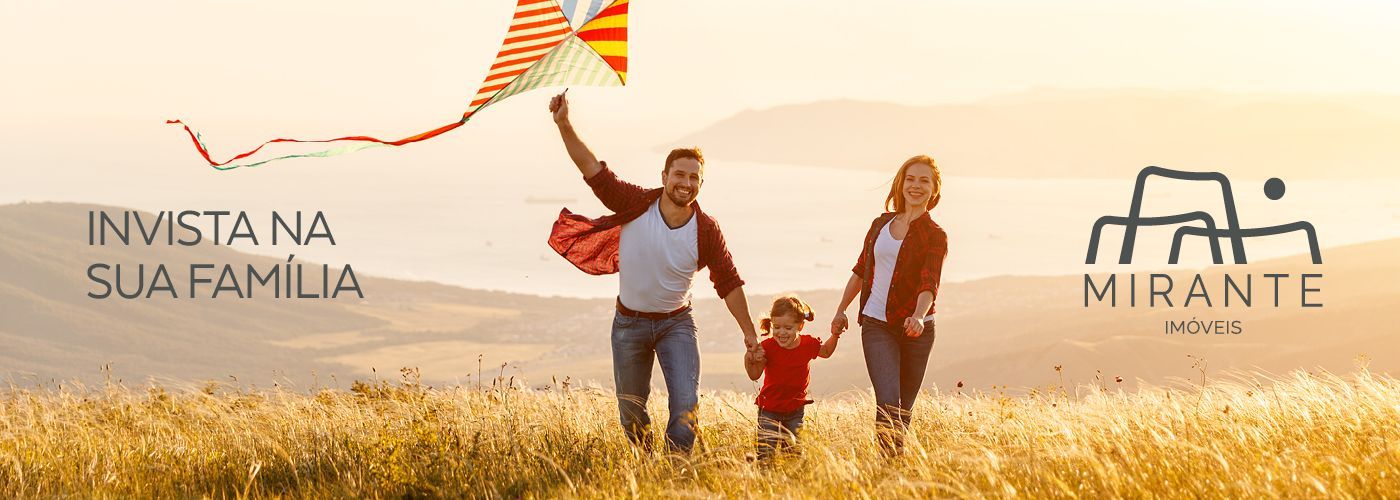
[549,91,603,179]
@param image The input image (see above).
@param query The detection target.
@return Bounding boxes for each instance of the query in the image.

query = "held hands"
[744,319,761,362]
[903,316,925,337]
[548,90,570,125]
[830,312,849,336]
[745,343,767,364]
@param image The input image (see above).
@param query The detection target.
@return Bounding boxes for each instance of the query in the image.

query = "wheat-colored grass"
[1,367,1397,498]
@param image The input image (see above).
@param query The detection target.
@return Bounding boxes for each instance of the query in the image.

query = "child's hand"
[744,344,767,381]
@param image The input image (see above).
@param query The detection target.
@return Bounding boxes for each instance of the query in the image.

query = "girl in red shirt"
[744,295,841,461]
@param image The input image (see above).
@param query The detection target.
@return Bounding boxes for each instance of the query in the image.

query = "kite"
[167,0,628,170]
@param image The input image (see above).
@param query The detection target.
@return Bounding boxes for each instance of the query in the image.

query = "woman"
[830,155,948,455]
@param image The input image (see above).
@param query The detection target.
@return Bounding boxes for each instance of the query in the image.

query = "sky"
[4,0,1400,152]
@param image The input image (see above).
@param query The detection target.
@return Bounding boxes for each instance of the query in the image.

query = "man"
[545,91,759,454]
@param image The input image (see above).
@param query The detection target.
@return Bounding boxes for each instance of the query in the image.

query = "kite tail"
[165,117,468,170]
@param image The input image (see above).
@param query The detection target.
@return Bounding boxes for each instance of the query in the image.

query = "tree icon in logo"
[1085,167,1322,265]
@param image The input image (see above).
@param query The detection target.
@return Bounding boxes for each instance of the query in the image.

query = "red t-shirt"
[755,335,821,413]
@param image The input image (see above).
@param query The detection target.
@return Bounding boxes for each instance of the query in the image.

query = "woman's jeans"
[756,406,805,460]
[860,314,936,453]
[611,308,701,454]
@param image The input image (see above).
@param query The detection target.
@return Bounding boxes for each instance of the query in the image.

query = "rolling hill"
[3,202,1397,394]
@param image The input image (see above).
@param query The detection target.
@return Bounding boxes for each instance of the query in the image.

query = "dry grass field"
[2,364,1398,498]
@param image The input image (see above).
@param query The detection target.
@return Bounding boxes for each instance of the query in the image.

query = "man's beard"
[666,186,696,206]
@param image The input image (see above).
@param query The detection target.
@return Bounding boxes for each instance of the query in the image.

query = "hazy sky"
[4,0,1400,153]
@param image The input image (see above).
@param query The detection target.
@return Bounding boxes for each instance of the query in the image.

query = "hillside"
[663,89,1400,179]
[0,202,601,387]
[783,236,1400,393]
[3,202,1397,394]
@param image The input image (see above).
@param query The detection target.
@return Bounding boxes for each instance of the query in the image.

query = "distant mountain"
[3,202,1397,395]
[663,89,1400,179]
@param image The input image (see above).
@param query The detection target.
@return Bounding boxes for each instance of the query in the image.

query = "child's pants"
[756,406,806,460]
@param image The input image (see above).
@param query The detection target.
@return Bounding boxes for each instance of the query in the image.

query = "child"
[744,294,841,461]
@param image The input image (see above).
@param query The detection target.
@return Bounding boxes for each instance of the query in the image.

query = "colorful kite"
[167,0,628,170]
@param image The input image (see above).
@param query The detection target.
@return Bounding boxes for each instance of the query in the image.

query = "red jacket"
[548,162,745,298]
[852,211,949,323]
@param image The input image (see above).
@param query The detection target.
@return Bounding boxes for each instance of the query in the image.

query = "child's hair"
[758,294,815,335]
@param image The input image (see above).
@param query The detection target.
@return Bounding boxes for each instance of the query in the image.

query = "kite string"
[164,117,467,170]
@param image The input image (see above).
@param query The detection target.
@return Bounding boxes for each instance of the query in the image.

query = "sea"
[9,154,1398,299]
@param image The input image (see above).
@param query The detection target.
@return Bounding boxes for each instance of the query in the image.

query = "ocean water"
[10,157,1398,298]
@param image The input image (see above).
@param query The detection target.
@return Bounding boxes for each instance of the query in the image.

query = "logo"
[1081,167,1325,335]
[1086,166,1322,265]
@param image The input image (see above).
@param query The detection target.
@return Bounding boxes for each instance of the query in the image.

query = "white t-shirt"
[861,219,902,322]
[618,199,699,312]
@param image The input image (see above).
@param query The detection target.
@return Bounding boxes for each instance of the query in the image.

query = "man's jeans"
[756,406,805,461]
[611,308,701,453]
[860,315,936,454]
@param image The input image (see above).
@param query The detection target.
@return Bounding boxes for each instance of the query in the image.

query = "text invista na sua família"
[85,210,362,299]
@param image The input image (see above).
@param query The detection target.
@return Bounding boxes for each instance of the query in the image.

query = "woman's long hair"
[885,155,942,213]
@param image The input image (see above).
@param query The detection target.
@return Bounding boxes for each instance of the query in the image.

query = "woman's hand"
[831,312,849,336]
[903,316,924,337]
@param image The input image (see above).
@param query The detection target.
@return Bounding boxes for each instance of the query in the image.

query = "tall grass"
[1,367,1397,498]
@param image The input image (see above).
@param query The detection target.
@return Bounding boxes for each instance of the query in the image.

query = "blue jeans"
[860,315,936,453]
[611,308,701,453]
[756,407,805,461]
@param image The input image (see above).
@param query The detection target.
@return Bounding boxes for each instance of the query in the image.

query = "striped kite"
[167,0,629,170]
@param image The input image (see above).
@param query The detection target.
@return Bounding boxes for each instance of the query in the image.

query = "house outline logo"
[1085,166,1322,265]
